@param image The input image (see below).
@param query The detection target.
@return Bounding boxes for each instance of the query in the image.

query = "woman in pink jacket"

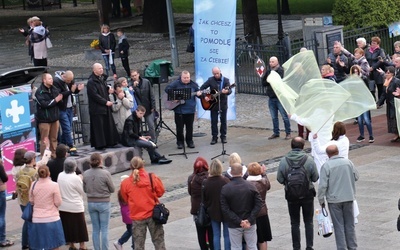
[29,165,65,249]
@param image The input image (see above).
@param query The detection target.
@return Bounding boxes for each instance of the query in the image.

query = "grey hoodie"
[277,149,319,191]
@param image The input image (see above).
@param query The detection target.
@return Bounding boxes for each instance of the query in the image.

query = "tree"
[241,0,262,44]
[97,0,110,26]
[142,0,168,33]
[281,0,291,15]
[333,0,400,29]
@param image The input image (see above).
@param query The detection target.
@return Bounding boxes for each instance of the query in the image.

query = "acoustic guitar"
[200,83,236,110]
[163,89,210,110]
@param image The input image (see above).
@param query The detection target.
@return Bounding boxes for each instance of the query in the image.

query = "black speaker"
[159,63,170,83]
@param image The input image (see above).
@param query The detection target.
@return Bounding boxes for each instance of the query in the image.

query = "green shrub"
[333,0,400,29]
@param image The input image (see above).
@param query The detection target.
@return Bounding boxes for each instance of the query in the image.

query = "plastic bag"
[316,207,333,238]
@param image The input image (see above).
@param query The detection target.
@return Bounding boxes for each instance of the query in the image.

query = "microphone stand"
[211,87,229,162]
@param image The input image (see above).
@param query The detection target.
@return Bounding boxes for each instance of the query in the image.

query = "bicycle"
[235,33,262,67]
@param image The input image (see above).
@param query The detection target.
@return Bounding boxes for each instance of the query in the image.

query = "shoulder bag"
[149,173,169,224]
[195,179,211,227]
[46,37,53,49]
[21,181,38,222]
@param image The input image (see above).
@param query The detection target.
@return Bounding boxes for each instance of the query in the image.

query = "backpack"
[284,155,310,201]
[16,170,33,205]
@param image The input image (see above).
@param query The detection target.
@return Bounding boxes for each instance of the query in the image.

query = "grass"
[172,0,334,14]
[1,0,334,14]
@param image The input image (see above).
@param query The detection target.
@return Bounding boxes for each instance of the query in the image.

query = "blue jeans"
[268,97,291,135]
[102,54,116,76]
[59,108,74,147]
[145,112,156,141]
[20,205,29,247]
[88,202,111,250]
[0,191,5,243]
[358,111,373,137]
[118,224,134,249]
[211,220,230,250]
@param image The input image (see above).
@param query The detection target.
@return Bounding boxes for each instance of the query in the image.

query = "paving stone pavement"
[1,4,400,250]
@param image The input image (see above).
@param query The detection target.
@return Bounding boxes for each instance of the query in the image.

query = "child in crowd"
[114,175,134,250]
[117,29,131,77]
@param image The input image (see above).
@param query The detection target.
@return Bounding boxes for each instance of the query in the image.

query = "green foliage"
[172,0,334,14]
[333,0,400,29]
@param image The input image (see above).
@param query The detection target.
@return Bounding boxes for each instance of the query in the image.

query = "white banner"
[194,0,236,120]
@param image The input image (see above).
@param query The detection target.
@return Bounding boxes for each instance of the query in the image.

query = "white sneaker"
[113,241,123,250]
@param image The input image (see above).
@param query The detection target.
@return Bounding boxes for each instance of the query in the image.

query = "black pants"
[120,57,130,77]
[287,198,314,250]
[33,58,47,67]
[210,108,227,139]
[174,113,194,144]
[195,221,214,250]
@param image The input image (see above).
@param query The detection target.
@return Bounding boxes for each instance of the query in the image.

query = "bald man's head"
[291,136,305,150]
[92,63,104,76]
[269,56,279,68]
[230,163,243,177]
[62,70,74,83]
[212,67,221,80]
[326,145,339,158]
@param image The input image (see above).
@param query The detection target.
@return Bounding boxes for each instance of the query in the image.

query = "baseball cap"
[24,151,36,162]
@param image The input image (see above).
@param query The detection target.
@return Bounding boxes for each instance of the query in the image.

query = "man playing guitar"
[165,70,202,149]
[200,67,232,145]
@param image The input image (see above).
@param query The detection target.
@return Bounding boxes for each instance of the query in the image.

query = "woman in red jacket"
[120,157,166,250]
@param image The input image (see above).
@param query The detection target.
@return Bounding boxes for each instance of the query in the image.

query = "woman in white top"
[313,121,350,159]
[57,158,89,250]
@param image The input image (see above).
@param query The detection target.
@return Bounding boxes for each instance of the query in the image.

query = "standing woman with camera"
[365,36,387,100]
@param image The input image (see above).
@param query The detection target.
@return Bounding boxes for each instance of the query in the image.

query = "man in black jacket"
[53,70,84,155]
[121,105,171,164]
[35,73,63,158]
[130,70,157,141]
[262,56,291,140]
[200,67,232,145]
[220,163,262,249]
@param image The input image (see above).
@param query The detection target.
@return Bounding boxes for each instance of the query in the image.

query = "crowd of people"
[10,14,398,250]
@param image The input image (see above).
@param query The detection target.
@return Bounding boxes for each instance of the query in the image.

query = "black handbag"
[186,42,194,53]
[186,33,194,53]
[195,180,211,227]
[397,214,400,231]
[149,173,169,224]
[21,181,37,222]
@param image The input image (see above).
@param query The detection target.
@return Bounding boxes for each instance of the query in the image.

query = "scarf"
[118,34,126,44]
[384,76,392,88]
[369,45,379,54]
[246,175,262,181]
[102,32,110,36]
[322,72,335,78]
[33,25,46,36]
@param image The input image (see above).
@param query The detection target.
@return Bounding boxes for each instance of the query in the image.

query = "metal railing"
[343,27,397,57]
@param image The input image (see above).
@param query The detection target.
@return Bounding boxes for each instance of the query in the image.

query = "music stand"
[211,90,230,162]
[154,82,176,139]
[167,88,199,159]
